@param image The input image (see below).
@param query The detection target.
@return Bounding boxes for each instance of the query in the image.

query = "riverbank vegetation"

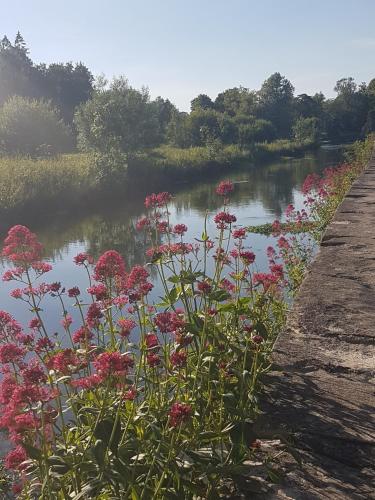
[0,137,372,498]
[1,33,375,220]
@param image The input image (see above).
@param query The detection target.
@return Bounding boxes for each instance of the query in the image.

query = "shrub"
[0,96,73,157]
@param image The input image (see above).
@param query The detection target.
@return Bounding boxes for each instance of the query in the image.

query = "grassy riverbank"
[0,139,316,224]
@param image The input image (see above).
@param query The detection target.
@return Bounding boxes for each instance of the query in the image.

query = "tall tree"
[258,73,295,137]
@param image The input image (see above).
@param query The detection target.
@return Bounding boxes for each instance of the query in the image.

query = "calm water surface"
[0,147,343,332]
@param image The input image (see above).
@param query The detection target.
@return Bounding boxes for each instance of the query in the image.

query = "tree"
[214,87,257,116]
[324,77,369,140]
[238,119,276,147]
[75,77,160,157]
[292,117,320,143]
[258,73,295,137]
[190,94,215,112]
[0,96,73,156]
[38,62,94,122]
[187,109,222,146]
[150,97,177,141]
[0,33,93,122]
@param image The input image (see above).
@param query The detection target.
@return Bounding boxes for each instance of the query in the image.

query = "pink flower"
[71,374,103,389]
[72,326,93,344]
[239,251,255,265]
[118,318,136,338]
[145,192,172,208]
[68,287,80,298]
[169,402,192,427]
[61,315,73,329]
[232,227,246,239]
[123,386,137,401]
[197,281,212,294]
[170,350,187,368]
[21,361,46,384]
[2,225,42,265]
[28,318,41,329]
[94,352,134,377]
[46,349,80,374]
[136,217,150,231]
[216,180,234,196]
[94,250,126,282]
[0,343,25,364]
[4,445,27,470]
[173,224,188,235]
[74,252,94,266]
[214,211,237,229]
[145,333,159,349]
[146,352,161,367]
[86,303,103,328]
[87,284,108,300]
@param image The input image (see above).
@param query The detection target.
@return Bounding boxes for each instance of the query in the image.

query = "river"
[0,146,343,333]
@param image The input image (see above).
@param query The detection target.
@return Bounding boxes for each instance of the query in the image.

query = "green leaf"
[22,442,41,460]
[94,418,122,454]
[93,439,105,466]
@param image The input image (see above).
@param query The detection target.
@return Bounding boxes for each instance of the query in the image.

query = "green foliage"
[0,33,93,122]
[0,153,93,214]
[238,118,276,146]
[190,93,215,112]
[292,117,320,144]
[75,77,160,157]
[0,96,73,156]
[258,73,295,137]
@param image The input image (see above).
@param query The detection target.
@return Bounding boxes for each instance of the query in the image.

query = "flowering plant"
[0,181,289,498]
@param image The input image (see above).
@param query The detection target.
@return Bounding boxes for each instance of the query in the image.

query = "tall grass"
[0,154,93,214]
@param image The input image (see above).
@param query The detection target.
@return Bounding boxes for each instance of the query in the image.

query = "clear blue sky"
[2,0,375,110]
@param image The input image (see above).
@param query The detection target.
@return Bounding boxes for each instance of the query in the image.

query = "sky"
[1,0,375,110]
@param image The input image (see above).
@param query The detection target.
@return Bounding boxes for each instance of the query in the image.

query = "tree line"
[0,32,374,158]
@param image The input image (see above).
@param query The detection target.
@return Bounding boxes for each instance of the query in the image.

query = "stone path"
[261,154,375,499]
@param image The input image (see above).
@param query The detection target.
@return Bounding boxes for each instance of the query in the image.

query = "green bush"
[0,96,73,156]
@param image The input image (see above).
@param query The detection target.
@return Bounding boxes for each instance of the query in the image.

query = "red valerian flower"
[0,343,25,364]
[2,225,42,265]
[232,227,246,239]
[29,318,42,329]
[4,445,27,470]
[170,350,187,368]
[94,250,126,282]
[169,402,192,427]
[31,261,52,274]
[197,280,212,294]
[21,361,47,384]
[145,333,159,349]
[72,326,93,344]
[74,252,94,266]
[216,180,234,196]
[93,352,134,377]
[214,211,237,229]
[252,272,279,291]
[61,315,73,329]
[118,318,136,338]
[86,303,103,328]
[239,251,256,265]
[68,287,80,298]
[123,386,137,401]
[46,349,80,374]
[146,352,161,367]
[144,192,172,208]
[0,311,22,339]
[71,374,103,389]
[136,216,151,231]
[87,283,108,300]
[154,312,185,334]
[173,224,188,235]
